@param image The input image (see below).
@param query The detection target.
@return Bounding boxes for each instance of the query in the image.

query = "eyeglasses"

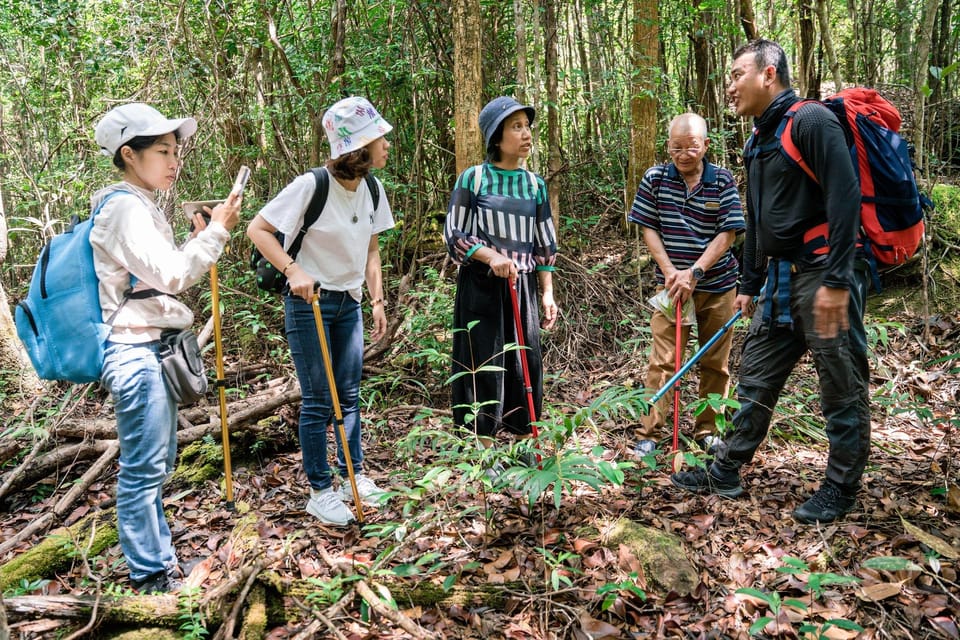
[667,146,704,156]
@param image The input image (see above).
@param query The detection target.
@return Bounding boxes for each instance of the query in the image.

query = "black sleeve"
[792,104,861,289]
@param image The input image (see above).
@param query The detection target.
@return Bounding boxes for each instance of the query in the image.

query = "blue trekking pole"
[649,288,763,405]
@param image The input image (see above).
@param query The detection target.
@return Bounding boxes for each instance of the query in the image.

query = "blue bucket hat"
[479,96,536,148]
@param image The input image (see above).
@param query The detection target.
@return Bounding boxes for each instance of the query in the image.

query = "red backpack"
[745,88,931,282]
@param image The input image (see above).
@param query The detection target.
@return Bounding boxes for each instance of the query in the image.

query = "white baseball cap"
[322,97,393,159]
[94,103,198,156]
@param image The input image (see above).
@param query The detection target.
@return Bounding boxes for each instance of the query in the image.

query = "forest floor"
[2,231,959,639]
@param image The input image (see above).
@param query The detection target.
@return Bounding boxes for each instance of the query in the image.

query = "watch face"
[693,267,704,279]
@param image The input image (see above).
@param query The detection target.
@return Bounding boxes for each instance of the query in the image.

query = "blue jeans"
[101,341,178,582]
[285,292,364,491]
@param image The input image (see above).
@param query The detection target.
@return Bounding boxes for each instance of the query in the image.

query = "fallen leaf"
[578,609,623,639]
[856,582,902,601]
[901,518,960,559]
[947,484,960,514]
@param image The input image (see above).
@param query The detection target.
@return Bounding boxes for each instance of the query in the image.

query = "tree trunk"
[514,0,528,103]
[815,0,843,90]
[0,183,42,401]
[737,0,759,40]
[628,0,659,212]
[913,0,941,174]
[691,3,720,130]
[540,0,562,227]
[452,0,483,174]
[797,0,819,98]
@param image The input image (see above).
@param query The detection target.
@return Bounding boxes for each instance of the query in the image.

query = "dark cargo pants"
[714,265,871,488]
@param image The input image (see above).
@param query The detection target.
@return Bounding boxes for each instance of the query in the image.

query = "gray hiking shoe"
[306,488,355,526]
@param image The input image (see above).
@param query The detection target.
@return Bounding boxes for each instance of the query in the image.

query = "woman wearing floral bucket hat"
[443,96,559,478]
[248,96,393,526]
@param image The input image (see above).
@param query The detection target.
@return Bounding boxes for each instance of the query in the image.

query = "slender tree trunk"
[515,0,528,103]
[628,0,658,213]
[328,0,347,91]
[540,0,561,226]
[797,0,818,98]
[815,0,843,90]
[914,0,941,174]
[452,0,483,174]
[894,0,913,83]
[691,3,720,129]
[737,0,759,40]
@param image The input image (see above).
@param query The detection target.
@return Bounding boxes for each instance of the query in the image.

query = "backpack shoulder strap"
[287,167,329,260]
[472,164,484,195]
[364,173,380,211]
[779,99,819,183]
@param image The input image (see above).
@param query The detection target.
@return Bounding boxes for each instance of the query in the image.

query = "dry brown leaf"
[856,582,902,602]
[577,608,623,639]
[902,518,960,559]
[947,484,960,514]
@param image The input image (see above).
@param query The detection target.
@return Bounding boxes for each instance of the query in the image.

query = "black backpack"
[251,168,380,293]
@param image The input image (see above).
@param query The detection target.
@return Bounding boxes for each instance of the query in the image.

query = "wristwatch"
[692,266,705,280]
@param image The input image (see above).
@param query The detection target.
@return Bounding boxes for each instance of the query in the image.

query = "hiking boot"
[633,439,658,457]
[484,462,506,484]
[695,435,721,455]
[792,480,856,524]
[670,465,743,498]
[517,451,538,468]
[306,488,355,526]
[338,474,387,506]
[131,569,182,594]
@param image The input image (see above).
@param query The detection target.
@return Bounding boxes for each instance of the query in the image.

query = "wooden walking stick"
[311,292,364,523]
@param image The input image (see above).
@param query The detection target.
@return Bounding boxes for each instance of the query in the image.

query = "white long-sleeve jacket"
[89,182,229,343]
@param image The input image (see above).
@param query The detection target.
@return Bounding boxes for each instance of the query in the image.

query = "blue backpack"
[15,191,158,383]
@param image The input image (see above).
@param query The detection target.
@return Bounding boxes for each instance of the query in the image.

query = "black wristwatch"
[692,266,705,280]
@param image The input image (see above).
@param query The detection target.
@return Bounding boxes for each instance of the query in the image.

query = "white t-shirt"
[258,171,394,301]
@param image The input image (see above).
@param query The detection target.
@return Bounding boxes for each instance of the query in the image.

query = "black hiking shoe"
[131,569,182,594]
[671,465,743,498]
[792,480,856,524]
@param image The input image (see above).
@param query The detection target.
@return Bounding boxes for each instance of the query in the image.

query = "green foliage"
[177,586,208,640]
[3,577,51,598]
[596,573,647,611]
[736,556,865,638]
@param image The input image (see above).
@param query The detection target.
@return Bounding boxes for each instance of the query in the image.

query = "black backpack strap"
[364,173,380,211]
[287,167,330,261]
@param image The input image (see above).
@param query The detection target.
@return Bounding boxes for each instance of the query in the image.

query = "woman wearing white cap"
[247,96,393,526]
[90,102,241,593]
[443,96,559,469]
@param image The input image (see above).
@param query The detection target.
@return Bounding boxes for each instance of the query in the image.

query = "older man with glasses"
[628,112,745,457]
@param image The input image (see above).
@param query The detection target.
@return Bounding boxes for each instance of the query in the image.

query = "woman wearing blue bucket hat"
[443,96,559,469]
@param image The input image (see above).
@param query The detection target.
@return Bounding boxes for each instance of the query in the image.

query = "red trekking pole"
[507,277,541,463]
[672,300,683,472]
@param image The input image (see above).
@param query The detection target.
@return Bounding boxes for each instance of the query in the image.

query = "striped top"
[444,163,558,273]
[629,161,745,293]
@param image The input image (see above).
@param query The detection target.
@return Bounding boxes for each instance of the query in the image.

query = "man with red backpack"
[671,39,871,524]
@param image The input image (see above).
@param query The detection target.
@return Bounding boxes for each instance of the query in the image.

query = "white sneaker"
[306,488,355,526]
[338,474,387,506]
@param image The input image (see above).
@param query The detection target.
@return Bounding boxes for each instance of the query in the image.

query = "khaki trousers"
[640,288,737,440]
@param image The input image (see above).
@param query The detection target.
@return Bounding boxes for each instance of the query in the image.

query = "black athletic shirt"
[741,90,861,295]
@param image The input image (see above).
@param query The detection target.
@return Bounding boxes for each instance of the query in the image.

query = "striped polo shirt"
[444,163,558,273]
[629,161,745,293]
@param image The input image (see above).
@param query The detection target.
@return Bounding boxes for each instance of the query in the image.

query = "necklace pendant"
[352,215,359,223]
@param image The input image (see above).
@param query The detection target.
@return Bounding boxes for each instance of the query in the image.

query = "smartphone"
[183,200,223,219]
[231,165,251,197]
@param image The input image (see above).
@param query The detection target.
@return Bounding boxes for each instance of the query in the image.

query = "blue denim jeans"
[285,291,364,491]
[101,341,178,582]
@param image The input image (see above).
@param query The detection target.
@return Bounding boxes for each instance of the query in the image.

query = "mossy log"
[0,510,118,593]
[238,585,267,640]
[603,517,699,595]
